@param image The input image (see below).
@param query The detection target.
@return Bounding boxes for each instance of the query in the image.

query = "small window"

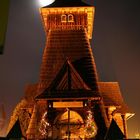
[68,14,74,22]
[61,14,67,22]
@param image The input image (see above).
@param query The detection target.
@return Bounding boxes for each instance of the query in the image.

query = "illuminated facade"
[7,0,134,139]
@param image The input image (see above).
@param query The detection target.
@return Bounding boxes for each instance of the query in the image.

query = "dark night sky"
[0,0,140,138]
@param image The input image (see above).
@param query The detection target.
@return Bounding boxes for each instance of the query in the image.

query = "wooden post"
[121,114,127,138]
[67,108,70,140]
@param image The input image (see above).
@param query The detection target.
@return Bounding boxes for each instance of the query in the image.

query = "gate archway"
[53,110,85,139]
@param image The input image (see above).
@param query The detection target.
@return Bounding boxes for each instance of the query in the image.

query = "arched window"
[61,14,67,22]
[68,14,74,22]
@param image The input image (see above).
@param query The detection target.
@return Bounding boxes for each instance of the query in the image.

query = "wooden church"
[7,0,134,139]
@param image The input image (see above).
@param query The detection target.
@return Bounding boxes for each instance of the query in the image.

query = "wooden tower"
[7,0,134,139]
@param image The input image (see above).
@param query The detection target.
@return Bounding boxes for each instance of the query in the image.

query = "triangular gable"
[48,59,90,90]
[6,119,23,139]
[104,118,125,140]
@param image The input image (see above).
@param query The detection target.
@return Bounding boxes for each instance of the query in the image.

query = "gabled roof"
[6,119,23,138]
[48,59,90,90]
[43,0,91,8]
[98,82,133,114]
[36,60,100,100]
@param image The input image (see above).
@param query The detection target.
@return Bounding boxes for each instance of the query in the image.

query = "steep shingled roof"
[39,28,98,91]
[98,82,133,114]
